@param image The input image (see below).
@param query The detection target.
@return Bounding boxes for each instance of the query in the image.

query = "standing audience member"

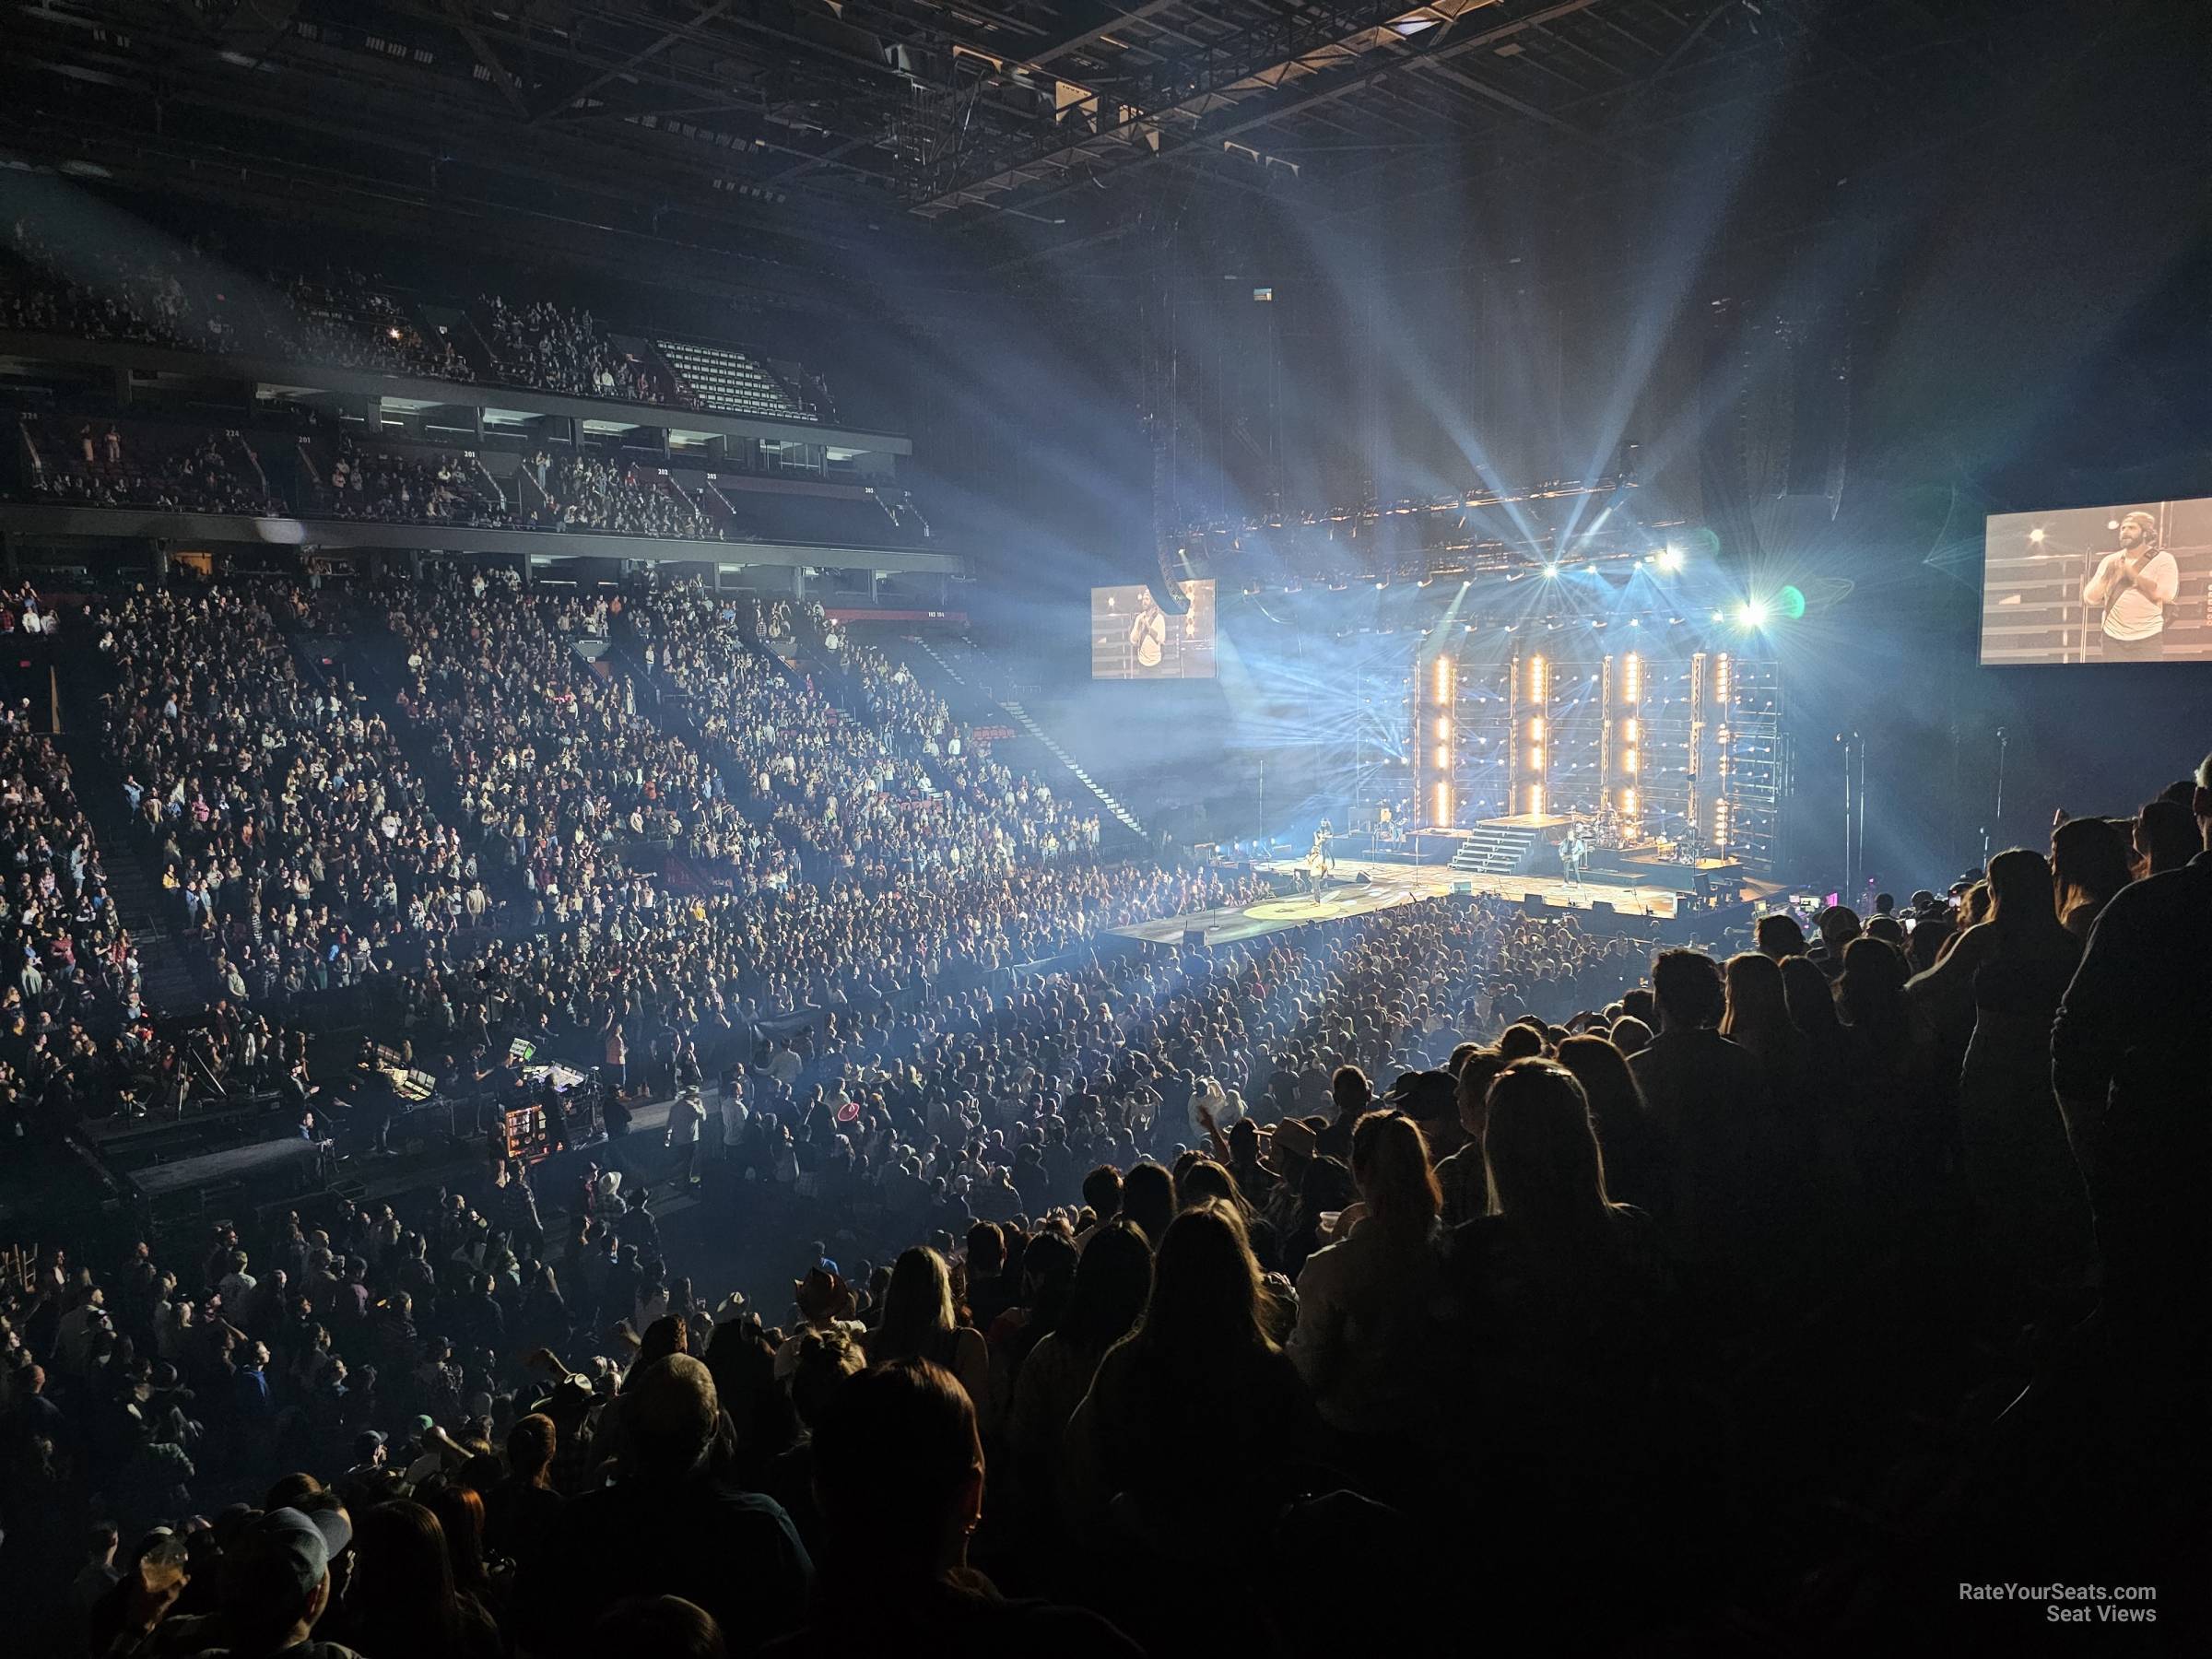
[765,1359,1140,1656]
[512,1356,812,1658]
[2054,754,2212,1398]
[864,1248,991,1414]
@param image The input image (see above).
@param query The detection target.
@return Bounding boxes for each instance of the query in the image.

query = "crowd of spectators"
[0,222,205,348]
[527,454,718,540]
[1,222,832,419]
[20,419,283,518]
[315,441,508,530]
[0,597,2203,1654]
[477,297,693,407]
[284,276,473,382]
[636,582,1100,884]
[91,584,483,1002]
[388,573,772,915]
[6,742,2206,1652]
[6,555,2206,1651]
[0,693,153,1136]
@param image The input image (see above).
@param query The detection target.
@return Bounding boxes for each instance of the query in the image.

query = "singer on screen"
[1129,589,1168,671]
[2082,510,2178,662]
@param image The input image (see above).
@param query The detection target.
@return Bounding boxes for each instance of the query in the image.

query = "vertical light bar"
[1713,652,1733,851]
[1524,654,1549,816]
[1423,653,1455,827]
[1619,651,1642,840]
[1687,652,1708,852]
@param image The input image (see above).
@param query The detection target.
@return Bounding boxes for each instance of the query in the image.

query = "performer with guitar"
[2083,511,2178,662]
[1306,819,1335,897]
[1559,822,1588,889]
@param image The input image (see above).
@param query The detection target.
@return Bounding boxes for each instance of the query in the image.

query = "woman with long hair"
[1781,953,1849,1074]
[1450,1061,1672,1374]
[1177,1158,1279,1273]
[420,1479,497,1606]
[1553,1035,1669,1218]
[1836,935,1918,1056]
[865,1247,990,1413]
[336,1499,501,1659]
[2051,815,2136,937]
[1838,935,1946,1214]
[1719,951,1819,1214]
[1069,1200,1318,1559]
[1288,1112,1443,1435]
[992,1230,1078,1378]
[1006,1220,1153,1550]
[1948,848,2096,1305]
[1720,952,1806,1083]
[701,1317,801,1488]
[1775,952,1861,1205]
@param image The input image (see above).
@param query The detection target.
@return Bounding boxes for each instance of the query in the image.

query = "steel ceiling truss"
[3,0,2069,249]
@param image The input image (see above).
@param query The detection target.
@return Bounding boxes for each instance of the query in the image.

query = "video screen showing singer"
[2083,511,2179,662]
[1981,497,2211,665]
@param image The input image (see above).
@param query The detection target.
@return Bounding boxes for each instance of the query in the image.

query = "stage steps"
[998,700,1147,842]
[1451,821,1546,877]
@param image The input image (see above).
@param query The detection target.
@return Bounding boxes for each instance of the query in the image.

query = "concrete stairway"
[904,636,1147,844]
[996,700,1147,842]
[51,724,206,1010]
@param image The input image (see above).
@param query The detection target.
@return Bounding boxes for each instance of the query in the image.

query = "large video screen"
[1091,580,1217,679]
[1983,497,2212,665]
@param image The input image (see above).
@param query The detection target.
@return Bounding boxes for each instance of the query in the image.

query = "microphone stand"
[1983,727,2008,868]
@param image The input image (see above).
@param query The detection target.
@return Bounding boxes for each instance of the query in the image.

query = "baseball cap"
[223,1505,351,1615]
[353,1429,387,1460]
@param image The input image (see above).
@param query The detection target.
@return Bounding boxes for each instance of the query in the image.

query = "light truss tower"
[1509,650,1552,818]
[1723,657,1785,869]
[1413,650,1457,828]
[1603,650,1646,841]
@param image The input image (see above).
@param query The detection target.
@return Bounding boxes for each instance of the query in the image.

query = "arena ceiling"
[0,0,2172,292]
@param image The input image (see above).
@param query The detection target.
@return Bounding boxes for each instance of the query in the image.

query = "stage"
[1108,856,1683,948]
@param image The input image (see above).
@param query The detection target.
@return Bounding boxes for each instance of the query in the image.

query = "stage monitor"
[1091,581,1217,679]
[1982,497,2212,665]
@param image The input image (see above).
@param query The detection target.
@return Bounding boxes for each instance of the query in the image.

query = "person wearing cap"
[1382,1069,1461,1162]
[512,1356,810,1658]
[2082,510,2178,661]
[214,1504,358,1657]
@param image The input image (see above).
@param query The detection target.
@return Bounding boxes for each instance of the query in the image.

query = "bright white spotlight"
[2029,528,2046,544]
[1736,599,1771,628]
[1543,564,1559,579]
[1656,546,1686,572]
